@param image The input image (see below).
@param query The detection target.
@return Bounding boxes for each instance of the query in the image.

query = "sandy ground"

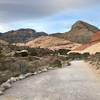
[0,61,100,100]
[81,42,100,54]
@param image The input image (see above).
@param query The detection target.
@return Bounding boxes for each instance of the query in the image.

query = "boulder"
[33,72,38,75]
[42,68,48,72]
[14,50,28,57]
[1,82,11,90]
[18,74,26,80]
[0,91,3,95]
[24,73,33,78]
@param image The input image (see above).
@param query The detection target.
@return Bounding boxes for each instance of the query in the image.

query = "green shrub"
[49,58,62,68]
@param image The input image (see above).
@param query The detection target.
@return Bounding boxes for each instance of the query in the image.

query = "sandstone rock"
[14,50,29,57]
[33,72,38,75]
[24,73,33,78]
[47,67,53,70]
[42,68,48,72]
[18,75,26,80]
[10,77,17,83]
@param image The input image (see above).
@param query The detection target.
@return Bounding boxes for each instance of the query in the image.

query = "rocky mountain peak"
[71,20,99,32]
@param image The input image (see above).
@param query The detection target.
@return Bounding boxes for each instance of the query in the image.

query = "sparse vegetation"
[87,52,100,69]
[0,45,69,85]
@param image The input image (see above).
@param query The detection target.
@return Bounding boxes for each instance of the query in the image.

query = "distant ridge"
[0,20,99,44]
[0,29,48,43]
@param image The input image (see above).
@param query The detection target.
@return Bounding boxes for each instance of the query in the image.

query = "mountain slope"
[90,31,100,43]
[25,36,80,50]
[64,21,99,43]
[52,21,99,43]
[0,29,48,43]
[74,31,100,51]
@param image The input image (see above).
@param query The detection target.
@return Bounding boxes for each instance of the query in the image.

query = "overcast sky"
[0,0,100,33]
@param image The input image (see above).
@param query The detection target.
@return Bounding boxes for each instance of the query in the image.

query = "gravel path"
[0,61,100,100]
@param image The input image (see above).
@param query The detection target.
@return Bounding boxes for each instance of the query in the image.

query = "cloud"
[0,0,99,23]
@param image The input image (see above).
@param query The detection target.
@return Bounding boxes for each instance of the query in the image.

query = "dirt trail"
[0,61,100,100]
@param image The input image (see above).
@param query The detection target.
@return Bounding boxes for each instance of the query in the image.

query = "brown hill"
[0,29,48,43]
[64,21,99,43]
[52,21,99,43]
[25,36,80,50]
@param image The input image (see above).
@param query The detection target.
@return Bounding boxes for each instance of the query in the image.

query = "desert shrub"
[0,70,12,84]
[95,52,100,57]
[26,63,35,72]
[0,48,5,58]
[82,52,90,59]
[49,57,62,68]
[36,48,53,56]
[68,52,82,60]
[58,49,71,55]
[67,61,71,66]
[0,55,64,85]
[88,53,100,69]
[29,49,38,56]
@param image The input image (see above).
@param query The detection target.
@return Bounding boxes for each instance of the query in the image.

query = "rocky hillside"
[65,21,99,43]
[90,31,100,43]
[0,29,48,43]
[52,21,99,43]
[25,36,80,50]
[72,30,100,54]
